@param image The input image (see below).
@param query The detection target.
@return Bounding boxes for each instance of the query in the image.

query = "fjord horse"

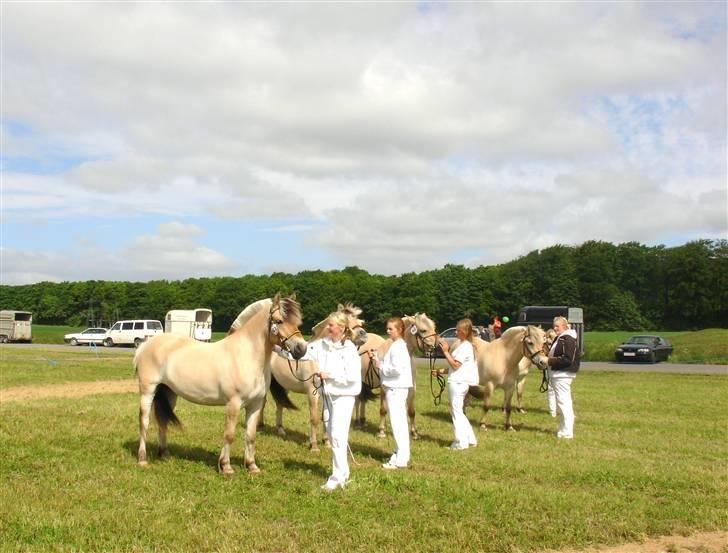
[263,303,368,451]
[468,325,548,431]
[134,293,307,474]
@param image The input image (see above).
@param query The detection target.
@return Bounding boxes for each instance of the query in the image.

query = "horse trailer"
[515,306,584,354]
[164,309,213,341]
[0,310,33,343]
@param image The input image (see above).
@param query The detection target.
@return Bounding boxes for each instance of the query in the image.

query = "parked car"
[104,320,163,347]
[615,335,673,363]
[64,327,108,346]
[434,326,486,357]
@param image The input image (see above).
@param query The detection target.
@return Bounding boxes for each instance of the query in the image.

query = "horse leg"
[218,397,242,475]
[243,396,264,474]
[479,384,494,431]
[137,384,156,466]
[157,387,178,459]
[504,386,516,431]
[378,391,388,439]
[516,376,527,414]
[275,401,287,438]
[308,390,320,452]
[257,395,266,432]
[407,387,419,440]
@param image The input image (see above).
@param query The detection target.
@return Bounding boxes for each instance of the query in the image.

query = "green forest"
[2,239,726,333]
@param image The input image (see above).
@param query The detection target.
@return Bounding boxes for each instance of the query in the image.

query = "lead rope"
[429,345,446,406]
[317,379,360,466]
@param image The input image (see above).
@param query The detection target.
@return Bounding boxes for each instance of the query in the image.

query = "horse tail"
[270,375,298,410]
[468,385,485,400]
[153,384,182,428]
[359,383,378,402]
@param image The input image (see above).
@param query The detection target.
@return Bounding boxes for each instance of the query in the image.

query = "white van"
[104,320,163,348]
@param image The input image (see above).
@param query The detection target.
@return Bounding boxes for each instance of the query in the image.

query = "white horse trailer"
[164,309,213,341]
[0,310,33,343]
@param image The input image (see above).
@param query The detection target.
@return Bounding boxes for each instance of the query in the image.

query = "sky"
[1,2,726,285]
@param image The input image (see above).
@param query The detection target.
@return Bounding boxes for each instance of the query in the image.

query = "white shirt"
[448,340,479,385]
[379,338,413,389]
[278,336,361,396]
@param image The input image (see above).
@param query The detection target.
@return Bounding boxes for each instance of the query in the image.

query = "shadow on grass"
[281,459,329,478]
[123,439,219,468]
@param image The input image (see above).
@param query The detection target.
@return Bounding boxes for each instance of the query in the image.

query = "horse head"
[310,303,369,347]
[523,325,548,370]
[269,292,307,359]
[403,313,438,354]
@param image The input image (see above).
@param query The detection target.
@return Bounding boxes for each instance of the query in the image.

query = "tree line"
[1,239,725,333]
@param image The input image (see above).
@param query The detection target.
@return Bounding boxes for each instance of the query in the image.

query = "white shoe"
[556,432,573,439]
[448,443,467,450]
[382,462,399,470]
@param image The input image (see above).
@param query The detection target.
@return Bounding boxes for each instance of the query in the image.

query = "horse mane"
[500,325,527,343]
[311,303,364,338]
[228,298,273,334]
[278,295,303,325]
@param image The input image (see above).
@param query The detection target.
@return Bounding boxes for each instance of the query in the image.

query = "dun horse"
[263,303,368,451]
[134,293,307,474]
[514,328,556,412]
[354,313,438,440]
[468,326,548,431]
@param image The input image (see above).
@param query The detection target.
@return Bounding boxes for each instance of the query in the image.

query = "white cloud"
[2,3,725,281]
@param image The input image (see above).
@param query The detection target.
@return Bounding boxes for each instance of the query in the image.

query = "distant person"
[493,316,502,338]
[547,316,580,439]
[368,316,412,469]
[432,318,479,450]
[485,317,497,341]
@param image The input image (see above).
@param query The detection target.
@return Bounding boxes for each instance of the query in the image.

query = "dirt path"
[0,379,137,402]
[544,530,727,553]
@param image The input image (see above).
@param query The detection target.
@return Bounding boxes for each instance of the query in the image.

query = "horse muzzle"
[289,340,308,360]
[533,354,549,371]
[352,328,369,347]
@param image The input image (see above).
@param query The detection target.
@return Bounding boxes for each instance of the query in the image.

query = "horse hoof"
[506,426,516,432]
[411,432,420,441]
[517,408,526,414]
[219,466,235,475]
[377,431,386,439]
[246,464,261,474]
[137,460,148,468]
[310,446,320,453]
[276,427,287,437]
[479,424,488,431]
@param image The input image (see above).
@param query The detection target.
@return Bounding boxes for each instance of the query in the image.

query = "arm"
[321,344,360,385]
[380,341,410,378]
[273,343,317,362]
[433,339,464,376]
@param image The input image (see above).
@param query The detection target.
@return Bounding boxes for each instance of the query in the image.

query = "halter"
[411,323,438,355]
[268,304,303,354]
[522,326,544,363]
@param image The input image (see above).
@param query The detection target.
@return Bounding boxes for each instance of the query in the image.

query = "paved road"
[4,344,727,375]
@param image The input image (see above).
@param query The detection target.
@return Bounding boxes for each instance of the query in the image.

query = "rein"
[359,348,380,390]
[427,346,446,406]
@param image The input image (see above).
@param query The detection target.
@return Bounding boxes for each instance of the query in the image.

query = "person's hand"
[438,339,449,354]
[317,371,330,380]
[367,349,376,359]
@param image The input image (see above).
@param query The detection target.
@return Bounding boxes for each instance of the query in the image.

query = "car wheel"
[134,338,143,348]
[70,338,78,346]
[0,335,8,344]
[104,338,114,347]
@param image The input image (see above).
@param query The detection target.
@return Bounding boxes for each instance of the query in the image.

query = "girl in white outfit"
[369,317,412,469]
[275,311,361,490]
[433,318,479,450]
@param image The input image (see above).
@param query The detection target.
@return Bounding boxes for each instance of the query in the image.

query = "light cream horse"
[262,303,368,451]
[354,313,439,440]
[467,325,549,431]
[514,328,556,412]
[133,293,307,474]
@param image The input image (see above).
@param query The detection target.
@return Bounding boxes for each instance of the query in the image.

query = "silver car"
[64,327,109,346]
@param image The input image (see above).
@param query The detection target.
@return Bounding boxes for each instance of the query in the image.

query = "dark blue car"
[615,335,673,363]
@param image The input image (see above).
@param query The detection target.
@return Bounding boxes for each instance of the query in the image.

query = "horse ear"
[337,303,345,311]
[273,292,281,304]
[289,291,297,301]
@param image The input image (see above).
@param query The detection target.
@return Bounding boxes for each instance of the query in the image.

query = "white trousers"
[448,381,477,448]
[323,394,355,486]
[546,376,557,417]
[551,371,576,437]
[385,386,411,466]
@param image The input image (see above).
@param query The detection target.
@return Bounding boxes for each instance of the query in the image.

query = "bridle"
[522,326,545,364]
[268,305,303,354]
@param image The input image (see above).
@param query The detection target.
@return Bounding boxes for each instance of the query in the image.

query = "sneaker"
[382,462,399,470]
[447,443,467,450]
[468,442,478,448]
[556,432,573,439]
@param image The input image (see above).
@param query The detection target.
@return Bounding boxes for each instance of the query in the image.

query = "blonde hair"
[456,318,478,352]
[553,316,570,329]
[328,311,351,342]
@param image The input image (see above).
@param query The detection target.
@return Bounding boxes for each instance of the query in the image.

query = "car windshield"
[626,336,655,345]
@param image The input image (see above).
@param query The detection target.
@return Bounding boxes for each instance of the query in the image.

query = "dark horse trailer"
[516,306,584,354]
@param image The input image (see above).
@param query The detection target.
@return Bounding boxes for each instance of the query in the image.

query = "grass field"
[1,346,727,552]
[31,326,728,364]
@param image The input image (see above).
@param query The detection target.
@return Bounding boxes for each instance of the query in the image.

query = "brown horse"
[263,303,368,451]
[133,293,307,474]
[354,313,438,440]
[468,325,548,431]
